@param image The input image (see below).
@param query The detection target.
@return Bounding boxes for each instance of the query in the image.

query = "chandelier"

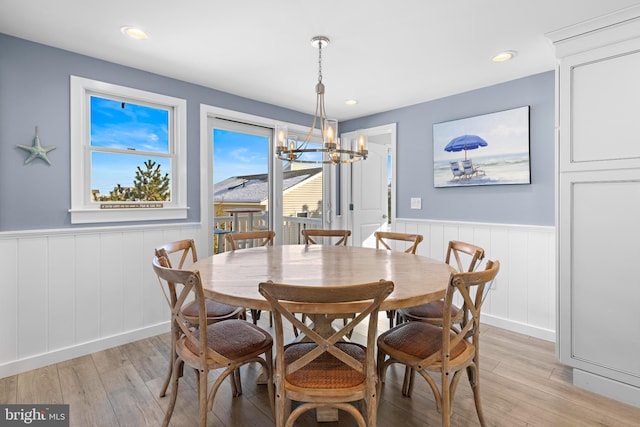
[275,36,368,165]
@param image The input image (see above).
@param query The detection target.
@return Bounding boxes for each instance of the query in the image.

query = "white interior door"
[349,124,396,247]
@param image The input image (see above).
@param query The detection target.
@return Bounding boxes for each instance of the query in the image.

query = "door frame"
[339,123,397,245]
[200,104,330,253]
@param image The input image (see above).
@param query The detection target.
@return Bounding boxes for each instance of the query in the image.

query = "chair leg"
[386,309,396,328]
[265,349,275,420]
[251,309,261,325]
[198,368,208,427]
[366,382,378,427]
[232,367,243,397]
[161,358,183,427]
[401,366,412,396]
[376,349,386,384]
[441,370,451,427]
[274,385,286,427]
[160,324,179,397]
[467,364,486,427]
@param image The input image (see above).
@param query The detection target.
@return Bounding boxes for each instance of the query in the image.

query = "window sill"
[69,206,189,224]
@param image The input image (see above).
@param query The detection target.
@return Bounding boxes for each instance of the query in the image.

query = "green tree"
[133,160,170,201]
[109,184,126,201]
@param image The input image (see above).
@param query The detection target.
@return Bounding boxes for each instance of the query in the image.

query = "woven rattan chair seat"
[185,319,273,359]
[402,299,459,319]
[379,322,467,360]
[181,299,242,319]
[283,342,367,389]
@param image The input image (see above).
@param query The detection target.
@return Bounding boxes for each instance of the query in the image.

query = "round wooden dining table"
[191,244,453,313]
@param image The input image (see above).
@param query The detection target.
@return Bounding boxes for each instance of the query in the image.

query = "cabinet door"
[559,38,640,172]
[558,168,640,387]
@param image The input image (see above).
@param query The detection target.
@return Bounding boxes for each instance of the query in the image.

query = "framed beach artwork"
[433,106,530,188]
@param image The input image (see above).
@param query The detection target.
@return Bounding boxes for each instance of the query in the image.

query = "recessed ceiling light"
[120,26,149,40]
[492,50,517,62]
[345,99,358,105]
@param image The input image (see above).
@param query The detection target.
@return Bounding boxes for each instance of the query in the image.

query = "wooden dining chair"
[259,279,393,427]
[301,228,351,246]
[374,231,423,254]
[377,260,499,427]
[226,230,276,325]
[374,231,424,328]
[398,240,485,326]
[225,230,275,250]
[153,256,274,427]
[154,239,245,398]
[298,228,354,337]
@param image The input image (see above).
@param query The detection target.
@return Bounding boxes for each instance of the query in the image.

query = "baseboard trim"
[0,322,170,379]
[482,313,556,342]
[574,369,640,408]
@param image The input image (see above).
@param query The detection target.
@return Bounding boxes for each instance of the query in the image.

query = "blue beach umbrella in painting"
[444,134,488,160]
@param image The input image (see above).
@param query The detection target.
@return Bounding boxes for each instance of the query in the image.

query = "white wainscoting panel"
[0,220,554,379]
[0,223,203,379]
[395,218,556,341]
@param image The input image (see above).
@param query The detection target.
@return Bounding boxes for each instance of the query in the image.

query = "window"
[70,76,187,223]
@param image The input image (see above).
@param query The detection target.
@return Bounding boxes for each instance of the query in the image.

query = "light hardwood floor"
[2,318,639,426]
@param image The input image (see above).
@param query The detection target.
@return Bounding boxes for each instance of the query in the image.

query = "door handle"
[382,214,388,219]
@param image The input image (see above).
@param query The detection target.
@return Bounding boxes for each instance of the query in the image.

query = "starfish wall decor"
[17,126,56,165]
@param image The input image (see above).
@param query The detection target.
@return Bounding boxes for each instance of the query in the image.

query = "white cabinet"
[549,6,640,407]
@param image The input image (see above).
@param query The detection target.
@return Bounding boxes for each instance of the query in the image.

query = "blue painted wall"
[1,33,555,231]
[0,34,310,231]
[342,71,555,226]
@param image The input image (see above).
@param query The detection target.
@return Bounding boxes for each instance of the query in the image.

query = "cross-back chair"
[377,260,500,427]
[152,256,274,427]
[302,228,351,246]
[154,239,244,398]
[225,230,275,250]
[374,231,423,254]
[299,228,353,336]
[374,231,424,328]
[225,230,276,325]
[259,279,394,427]
[398,240,485,325]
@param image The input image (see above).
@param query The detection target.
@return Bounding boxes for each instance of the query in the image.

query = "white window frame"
[70,76,188,224]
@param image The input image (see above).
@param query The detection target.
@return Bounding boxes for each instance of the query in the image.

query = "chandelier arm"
[276,35,367,166]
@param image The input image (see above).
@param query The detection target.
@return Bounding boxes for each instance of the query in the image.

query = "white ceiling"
[1,1,639,120]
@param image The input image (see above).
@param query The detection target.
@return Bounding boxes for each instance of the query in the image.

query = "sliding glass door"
[211,119,271,252]
[208,114,332,251]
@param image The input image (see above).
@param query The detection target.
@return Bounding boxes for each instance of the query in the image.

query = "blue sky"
[213,129,269,183]
[90,96,170,194]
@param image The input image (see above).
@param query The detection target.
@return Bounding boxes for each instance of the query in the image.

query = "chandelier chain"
[318,40,323,83]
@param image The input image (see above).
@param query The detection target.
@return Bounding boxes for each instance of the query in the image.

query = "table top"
[191,244,452,314]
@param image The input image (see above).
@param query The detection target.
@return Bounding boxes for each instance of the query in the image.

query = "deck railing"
[213,214,323,252]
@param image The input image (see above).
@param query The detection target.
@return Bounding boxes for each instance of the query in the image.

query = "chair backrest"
[445,240,485,272]
[152,256,233,368]
[225,230,275,250]
[450,161,463,177]
[301,229,351,246]
[374,231,423,254]
[461,159,474,174]
[152,256,208,361]
[155,239,198,269]
[441,260,500,362]
[259,279,394,385]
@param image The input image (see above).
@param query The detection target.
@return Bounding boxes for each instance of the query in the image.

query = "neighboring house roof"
[214,167,322,203]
